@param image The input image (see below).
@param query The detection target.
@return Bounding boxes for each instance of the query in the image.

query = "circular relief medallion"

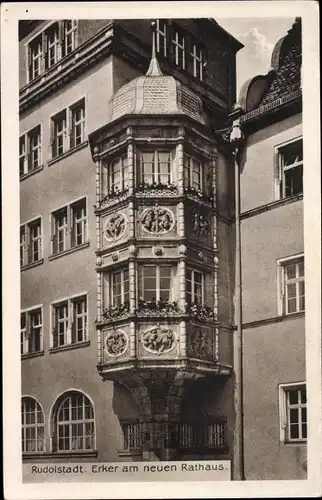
[142,326,176,354]
[141,207,175,235]
[104,213,127,242]
[105,330,128,357]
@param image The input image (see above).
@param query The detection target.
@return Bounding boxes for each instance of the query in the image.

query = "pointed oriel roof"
[107,21,206,125]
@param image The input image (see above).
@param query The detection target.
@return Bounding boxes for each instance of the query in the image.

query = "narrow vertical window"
[72,296,87,343]
[156,19,167,57]
[70,99,86,149]
[280,384,307,443]
[278,139,303,199]
[281,257,305,314]
[186,269,203,305]
[111,269,129,306]
[71,199,87,247]
[184,154,202,190]
[110,155,128,194]
[172,29,185,69]
[28,218,42,263]
[19,135,27,176]
[21,398,44,453]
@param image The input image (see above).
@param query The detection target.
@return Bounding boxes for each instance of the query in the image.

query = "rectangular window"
[190,44,204,81]
[27,21,78,82]
[278,139,303,199]
[121,421,141,452]
[138,265,172,303]
[156,19,167,58]
[140,150,172,185]
[21,307,43,356]
[186,269,203,305]
[280,383,307,443]
[46,22,60,69]
[19,125,42,177]
[20,217,42,267]
[204,421,227,449]
[110,155,128,194]
[51,198,87,255]
[279,256,305,315]
[28,34,43,81]
[184,154,202,190]
[51,98,86,159]
[111,268,129,306]
[52,295,87,348]
[172,29,186,69]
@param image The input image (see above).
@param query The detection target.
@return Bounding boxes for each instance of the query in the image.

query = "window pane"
[289,390,299,405]
[290,408,299,424]
[290,423,299,439]
[286,264,296,280]
[302,423,307,439]
[301,389,307,404]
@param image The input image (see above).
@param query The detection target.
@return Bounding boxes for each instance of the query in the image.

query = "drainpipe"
[229,104,245,481]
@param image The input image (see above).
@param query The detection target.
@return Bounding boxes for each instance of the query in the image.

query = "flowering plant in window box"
[137,297,181,315]
[186,302,215,320]
[184,186,213,204]
[136,182,177,194]
[101,187,129,207]
[102,301,130,320]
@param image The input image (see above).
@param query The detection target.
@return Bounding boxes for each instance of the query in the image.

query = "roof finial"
[146,20,163,77]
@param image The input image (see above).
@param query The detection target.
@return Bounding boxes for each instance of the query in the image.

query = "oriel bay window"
[20,217,42,267]
[51,198,87,255]
[50,98,86,159]
[52,295,88,348]
[138,264,173,304]
[19,125,42,177]
[139,150,173,186]
[21,307,43,356]
[184,154,203,190]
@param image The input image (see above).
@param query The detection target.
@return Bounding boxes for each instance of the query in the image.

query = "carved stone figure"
[141,207,174,235]
[191,211,209,238]
[104,213,127,241]
[142,326,176,354]
[105,330,128,357]
[190,328,212,359]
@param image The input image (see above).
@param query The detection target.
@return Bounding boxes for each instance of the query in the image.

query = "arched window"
[21,397,44,453]
[53,391,95,452]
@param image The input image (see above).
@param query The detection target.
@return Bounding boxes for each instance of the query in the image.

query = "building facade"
[19,17,305,480]
[236,17,306,479]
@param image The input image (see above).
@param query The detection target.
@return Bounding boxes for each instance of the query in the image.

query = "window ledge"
[48,141,89,166]
[118,450,142,458]
[49,340,90,354]
[21,350,44,360]
[280,441,307,447]
[23,450,98,460]
[49,241,90,261]
[20,165,44,182]
[21,259,44,271]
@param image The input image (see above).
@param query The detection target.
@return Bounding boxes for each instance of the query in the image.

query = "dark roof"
[259,18,301,106]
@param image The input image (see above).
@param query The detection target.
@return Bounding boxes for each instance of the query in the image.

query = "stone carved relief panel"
[105,329,129,358]
[141,326,177,355]
[187,325,214,361]
[139,206,176,236]
[103,212,128,243]
[186,206,211,243]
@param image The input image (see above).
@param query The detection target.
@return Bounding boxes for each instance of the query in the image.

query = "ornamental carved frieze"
[188,328,213,361]
[140,206,175,235]
[105,329,128,357]
[104,212,127,242]
[141,326,176,354]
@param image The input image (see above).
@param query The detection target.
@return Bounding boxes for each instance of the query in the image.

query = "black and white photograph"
[2,2,321,499]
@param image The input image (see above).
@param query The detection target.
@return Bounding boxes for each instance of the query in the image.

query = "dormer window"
[172,29,186,70]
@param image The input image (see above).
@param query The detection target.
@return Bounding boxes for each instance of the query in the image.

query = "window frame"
[51,390,96,453]
[171,26,186,70]
[138,264,174,303]
[50,197,88,256]
[279,382,307,444]
[186,268,204,305]
[20,216,43,268]
[183,153,203,191]
[138,149,173,186]
[21,396,45,454]
[51,293,88,349]
[19,124,42,178]
[277,253,305,316]
[25,20,79,84]
[275,137,303,200]
[21,305,44,356]
[50,97,86,159]
[110,267,130,307]
[156,19,168,58]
